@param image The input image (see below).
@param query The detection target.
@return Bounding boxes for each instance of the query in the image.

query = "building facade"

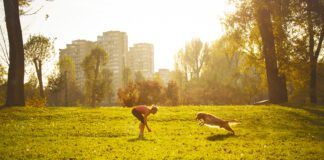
[126,43,154,79]
[59,40,94,89]
[97,31,128,102]
[59,31,158,104]
[158,68,170,85]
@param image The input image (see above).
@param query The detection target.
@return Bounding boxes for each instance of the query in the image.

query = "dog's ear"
[196,113,202,120]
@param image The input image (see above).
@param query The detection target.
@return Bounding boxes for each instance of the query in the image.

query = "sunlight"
[0,0,323,159]
[18,0,234,71]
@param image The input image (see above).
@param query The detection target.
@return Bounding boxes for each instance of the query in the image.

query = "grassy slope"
[0,105,323,159]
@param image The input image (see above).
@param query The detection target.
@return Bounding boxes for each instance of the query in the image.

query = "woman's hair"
[151,105,158,113]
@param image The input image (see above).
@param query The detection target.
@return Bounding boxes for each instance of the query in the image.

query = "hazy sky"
[1,0,233,73]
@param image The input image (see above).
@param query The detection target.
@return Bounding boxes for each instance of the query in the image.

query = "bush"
[118,80,165,107]
[137,80,164,105]
[165,81,179,106]
[26,96,46,108]
[117,82,139,107]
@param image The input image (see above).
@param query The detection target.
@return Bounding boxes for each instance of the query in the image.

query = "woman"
[131,105,158,138]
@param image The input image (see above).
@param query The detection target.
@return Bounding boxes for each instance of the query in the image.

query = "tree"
[24,34,53,99]
[0,65,6,87]
[122,67,132,87]
[2,0,53,107]
[305,0,324,104]
[117,82,139,107]
[24,73,38,100]
[3,0,25,106]
[0,25,9,66]
[82,46,110,107]
[153,72,164,86]
[46,55,85,106]
[165,81,179,106]
[118,80,164,106]
[176,39,209,80]
[254,0,288,103]
[58,55,75,105]
[137,80,163,105]
[0,64,6,105]
[101,68,113,105]
[45,72,63,106]
[59,55,74,106]
[169,68,187,104]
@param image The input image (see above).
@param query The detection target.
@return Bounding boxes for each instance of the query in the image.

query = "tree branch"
[0,25,9,65]
[315,24,324,59]
[307,0,315,58]
[21,5,44,16]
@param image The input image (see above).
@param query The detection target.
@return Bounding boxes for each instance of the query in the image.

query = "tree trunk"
[4,0,25,106]
[309,60,317,103]
[91,56,100,107]
[255,4,288,104]
[64,71,68,106]
[306,0,324,104]
[34,60,44,98]
[307,2,316,104]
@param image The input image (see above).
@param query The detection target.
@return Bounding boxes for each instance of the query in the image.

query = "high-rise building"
[127,43,154,79]
[59,40,94,89]
[97,31,128,101]
[158,68,170,85]
[59,31,156,105]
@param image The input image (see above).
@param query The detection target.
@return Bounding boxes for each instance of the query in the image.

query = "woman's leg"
[139,123,145,138]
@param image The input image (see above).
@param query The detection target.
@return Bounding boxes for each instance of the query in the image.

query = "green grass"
[0,105,323,159]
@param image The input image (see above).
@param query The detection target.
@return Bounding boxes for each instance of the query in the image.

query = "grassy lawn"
[0,105,323,159]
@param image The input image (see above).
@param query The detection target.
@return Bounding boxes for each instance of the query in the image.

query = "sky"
[1,0,234,75]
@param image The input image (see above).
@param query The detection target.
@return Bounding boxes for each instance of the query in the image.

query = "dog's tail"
[226,120,240,126]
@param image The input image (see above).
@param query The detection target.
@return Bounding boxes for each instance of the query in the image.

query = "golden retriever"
[196,112,238,135]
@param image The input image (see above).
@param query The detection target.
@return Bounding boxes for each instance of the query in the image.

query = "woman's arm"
[144,115,151,132]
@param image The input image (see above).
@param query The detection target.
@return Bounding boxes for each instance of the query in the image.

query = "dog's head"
[196,112,206,121]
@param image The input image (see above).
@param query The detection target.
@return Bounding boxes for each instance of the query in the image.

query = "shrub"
[118,82,139,107]
[26,96,46,108]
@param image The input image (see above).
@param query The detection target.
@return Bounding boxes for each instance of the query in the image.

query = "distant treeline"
[0,0,323,107]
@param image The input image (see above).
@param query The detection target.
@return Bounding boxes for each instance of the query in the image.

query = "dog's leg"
[223,123,235,135]
[199,121,205,126]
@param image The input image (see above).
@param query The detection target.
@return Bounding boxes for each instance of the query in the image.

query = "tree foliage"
[165,80,179,106]
[176,38,209,80]
[82,46,112,107]
[46,56,84,106]
[45,72,63,106]
[24,34,53,99]
[137,80,164,105]
[118,80,164,107]
[117,82,139,107]
[0,64,6,105]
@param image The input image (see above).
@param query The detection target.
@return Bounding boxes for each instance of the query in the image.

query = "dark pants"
[132,109,145,124]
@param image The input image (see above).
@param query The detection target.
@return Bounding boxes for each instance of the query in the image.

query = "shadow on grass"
[278,104,324,127]
[128,137,155,142]
[206,133,235,141]
[280,104,324,117]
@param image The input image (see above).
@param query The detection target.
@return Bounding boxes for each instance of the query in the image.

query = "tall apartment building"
[97,31,128,101]
[126,43,154,79]
[158,68,170,85]
[59,40,94,89]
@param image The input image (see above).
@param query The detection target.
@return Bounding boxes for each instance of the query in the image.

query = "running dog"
[196,112,238,135]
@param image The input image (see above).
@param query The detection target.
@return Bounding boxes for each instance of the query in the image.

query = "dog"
[196,112,238,135]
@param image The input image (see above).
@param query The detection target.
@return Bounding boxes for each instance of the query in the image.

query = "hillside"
[0,105,323,159]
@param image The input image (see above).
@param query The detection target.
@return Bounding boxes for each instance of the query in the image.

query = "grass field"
[0,105,323,159]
